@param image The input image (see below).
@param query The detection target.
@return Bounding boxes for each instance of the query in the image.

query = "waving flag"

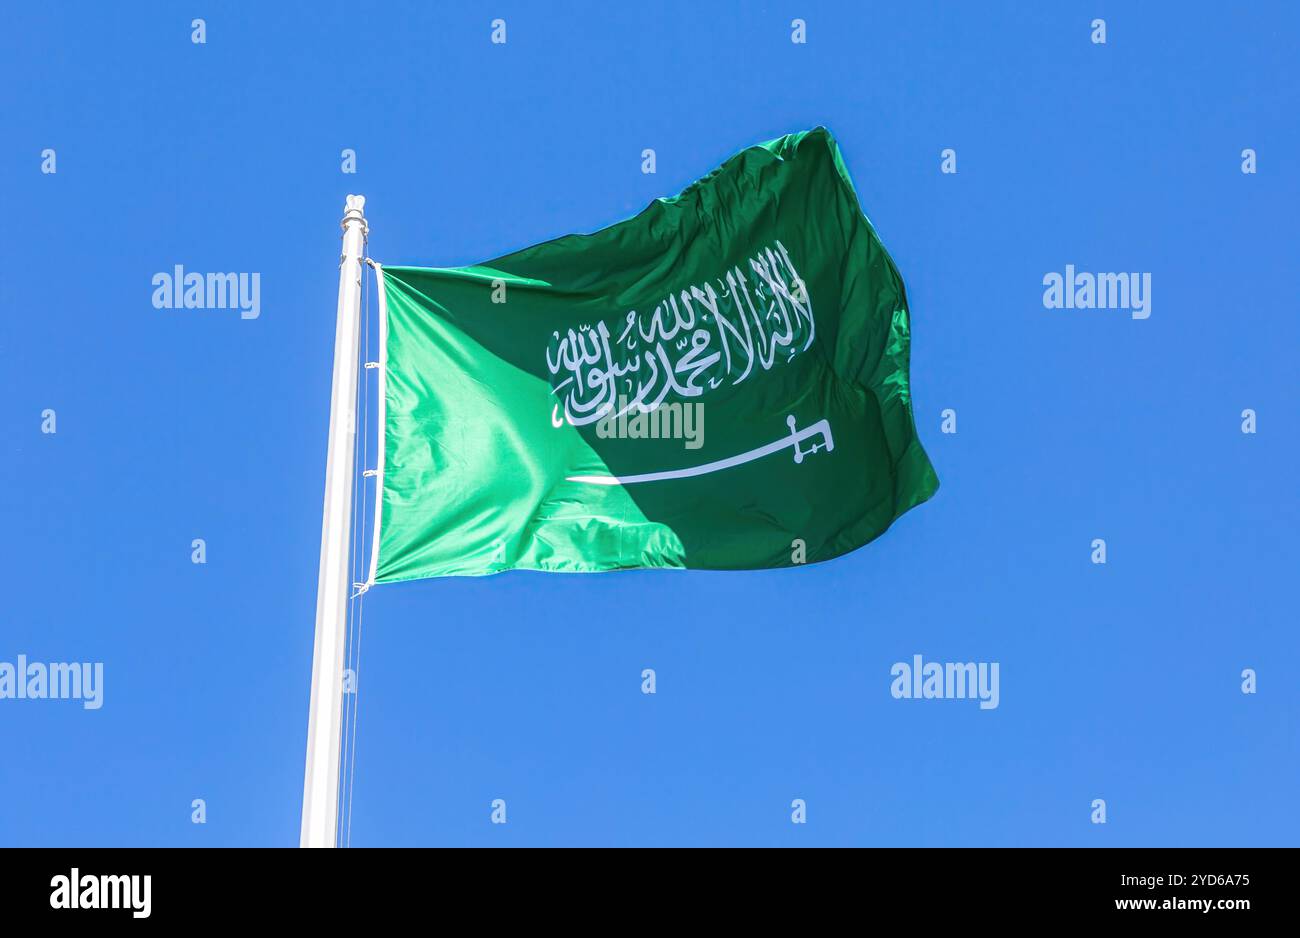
[367,128,938,582]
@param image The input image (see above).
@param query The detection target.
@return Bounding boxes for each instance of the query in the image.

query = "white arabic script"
[546,239,814,427]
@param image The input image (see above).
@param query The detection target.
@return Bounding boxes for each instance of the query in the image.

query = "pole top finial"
[341,194,367,236]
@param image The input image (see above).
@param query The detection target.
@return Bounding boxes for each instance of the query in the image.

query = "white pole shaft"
[300,194,367,848]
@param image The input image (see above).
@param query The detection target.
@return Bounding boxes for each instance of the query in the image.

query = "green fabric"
[372,127,938,581]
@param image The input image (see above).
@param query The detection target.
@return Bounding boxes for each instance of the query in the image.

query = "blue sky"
[3,1,1296,847]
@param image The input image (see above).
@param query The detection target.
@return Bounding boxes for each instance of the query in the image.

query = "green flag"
[369,127,938,582]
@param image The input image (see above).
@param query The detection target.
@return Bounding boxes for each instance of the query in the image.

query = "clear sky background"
[3,1,1296,847]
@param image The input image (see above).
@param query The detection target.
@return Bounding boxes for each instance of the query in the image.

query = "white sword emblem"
[567,415,834,486]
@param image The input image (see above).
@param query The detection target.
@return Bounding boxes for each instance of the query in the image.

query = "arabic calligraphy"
[546,240,814,426]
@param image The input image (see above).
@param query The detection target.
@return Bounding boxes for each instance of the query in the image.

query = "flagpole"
[300,194,367,847]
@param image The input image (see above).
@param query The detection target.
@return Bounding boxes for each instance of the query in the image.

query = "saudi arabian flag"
[368,127,938,582]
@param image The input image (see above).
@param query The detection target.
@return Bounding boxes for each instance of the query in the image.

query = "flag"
[368,127,938,582]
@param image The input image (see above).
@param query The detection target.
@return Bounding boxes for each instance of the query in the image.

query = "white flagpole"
[300,194,367,847]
